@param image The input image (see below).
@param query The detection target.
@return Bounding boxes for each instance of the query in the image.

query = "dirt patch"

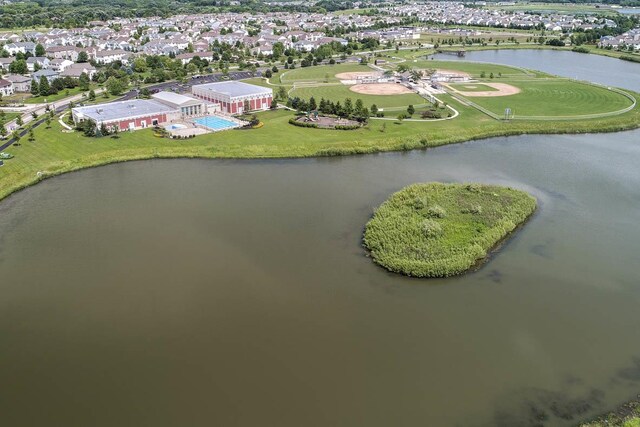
[335,71,382,80]
[349,83,414,95]
[446,82,521,97]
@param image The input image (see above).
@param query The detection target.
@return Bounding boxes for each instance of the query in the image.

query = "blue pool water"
[193,116,238,131]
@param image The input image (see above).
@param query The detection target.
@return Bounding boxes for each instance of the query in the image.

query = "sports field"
[455,79,635,118]
[449,83,500,92]
[280,63,371,84]
[289,84,426,110]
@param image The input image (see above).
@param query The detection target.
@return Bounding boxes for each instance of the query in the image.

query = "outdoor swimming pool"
[193,116,239,131]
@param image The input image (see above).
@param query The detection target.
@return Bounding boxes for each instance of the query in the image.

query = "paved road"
[0,70,262,152]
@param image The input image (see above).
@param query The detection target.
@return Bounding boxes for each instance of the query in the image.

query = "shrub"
[421,219,442,238]
[334,124,360,130]
[426,205,446,218]
[288,118,318,128]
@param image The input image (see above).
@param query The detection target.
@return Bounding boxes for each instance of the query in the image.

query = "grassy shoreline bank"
[1,100,639,205]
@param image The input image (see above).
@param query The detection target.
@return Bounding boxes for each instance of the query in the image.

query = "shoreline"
[1,120,639,206]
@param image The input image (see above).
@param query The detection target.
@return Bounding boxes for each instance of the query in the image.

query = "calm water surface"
[1,51,640,427]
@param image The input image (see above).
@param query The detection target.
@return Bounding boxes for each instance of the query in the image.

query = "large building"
[72,99,179,131]
[191,81,273,114]
[151,91,206,117]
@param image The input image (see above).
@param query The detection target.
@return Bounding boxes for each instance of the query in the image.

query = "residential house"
[49,58,75,72]
[4,74,31,92]
[0,78,14,96]
[60,63,97,80]
[26,57,50,72]
[0,57,15,70]
[93,49,130,65]
[32,69,59,83]
[4,42,36,56]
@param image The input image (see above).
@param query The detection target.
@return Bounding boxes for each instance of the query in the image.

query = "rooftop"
[73,99,175,123]
[152,91,202,107]
[193,81,272,98]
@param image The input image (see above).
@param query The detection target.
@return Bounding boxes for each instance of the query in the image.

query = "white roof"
[152,91,202,107]
[192,81,272,98]
[73,99,175,123]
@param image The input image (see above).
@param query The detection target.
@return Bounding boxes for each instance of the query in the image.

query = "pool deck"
[164,120,208,138]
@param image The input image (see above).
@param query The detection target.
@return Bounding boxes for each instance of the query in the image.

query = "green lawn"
[290,84,427,111]
[1,112,20,123]
[395,59,537,78]
[363,183,537,277]
[280,63,372,84]
[25,86,91,104]
[460,79,635,118]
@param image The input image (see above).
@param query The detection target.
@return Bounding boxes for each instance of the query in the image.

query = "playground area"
[295,113,361,129]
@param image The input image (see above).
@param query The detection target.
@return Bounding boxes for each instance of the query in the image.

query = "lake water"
[1,51,640,426]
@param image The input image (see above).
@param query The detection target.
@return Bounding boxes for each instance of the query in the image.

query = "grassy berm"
[363,183,537,278]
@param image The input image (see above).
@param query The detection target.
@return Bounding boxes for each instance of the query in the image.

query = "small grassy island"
[363,183,537,277]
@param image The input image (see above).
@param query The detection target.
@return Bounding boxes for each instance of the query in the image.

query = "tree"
[105,76,125,96]
[16,116,23,128]
[45,116,51,129]
[264,69,272,78]
[88,89,96,101]
[0,124,7,138]
[396,113,407,122]
[39,76,50,97]
[371,104,378,116]
[271,65,278,73]
[77,51,89,63]
[30,79,39,96]
[309,96,317,111]
[343,98,353,117]
[277,86,288,101]
[9,59,27,74]
[11,130,21,144]
[407,105,415,116]
[133,57,147,73]
[28,128,35,142]
[243,99,250,113]
[186,62,198,75]
[35,43,45,57]
[270,98,278,109]
[78,72,90,90]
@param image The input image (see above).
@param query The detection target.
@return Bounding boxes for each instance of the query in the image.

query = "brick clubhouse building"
[191,81,273,114]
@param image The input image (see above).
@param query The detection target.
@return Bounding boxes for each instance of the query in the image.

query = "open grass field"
[399,59,538,78]
[362,183,537,277]
[24,86,90,104]
[280,63,370,84]
[290,84,426,110]
[456,79,635,118]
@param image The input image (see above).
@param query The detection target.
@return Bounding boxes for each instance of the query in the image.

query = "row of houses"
[599,29,640,50]
[0,63,97,95]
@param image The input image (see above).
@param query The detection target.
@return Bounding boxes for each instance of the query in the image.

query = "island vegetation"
[362,183,537,277]
[580,399,640,427]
